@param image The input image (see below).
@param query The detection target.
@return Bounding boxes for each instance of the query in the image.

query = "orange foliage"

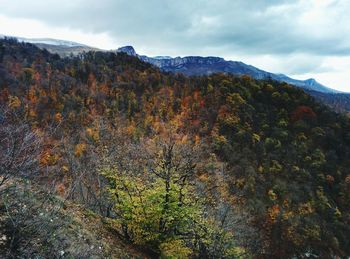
[291,106,317,122]
[125,121,135,134]
[40,149,59,166]
[0,88,10,103]
[181,96,192,111]
[99,83,110,95]
[193,91,201,102]
[268,204,280,223]
[56,183,66,196]
[74,143,87,157]
[326,175,335,184]
[62,165,69,173]
[28,87,38,104]
[54,113,63,123]
[28,108,37,118]
[87,73,97,92]
[194,135,201,145]
[298,202,314,215]
[218,105,229,118]
[345,175,350,184]
[86,126,100,142]
[33,71,41,81]
[8,95,21,109]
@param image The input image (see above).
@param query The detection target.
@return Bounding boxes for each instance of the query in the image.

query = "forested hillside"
[1,38,350,258]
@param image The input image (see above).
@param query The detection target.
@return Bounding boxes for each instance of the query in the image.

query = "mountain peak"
[305,78,316,83]
[305,78,317,84]
[117,46,137,56]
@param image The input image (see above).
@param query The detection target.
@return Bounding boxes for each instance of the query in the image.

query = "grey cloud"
[273,54,331,75]
[1,0,350,58]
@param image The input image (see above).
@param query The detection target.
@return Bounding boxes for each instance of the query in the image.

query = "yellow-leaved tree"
[100,138,243,258]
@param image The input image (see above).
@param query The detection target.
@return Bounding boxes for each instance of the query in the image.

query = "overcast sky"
[0,0,349,91]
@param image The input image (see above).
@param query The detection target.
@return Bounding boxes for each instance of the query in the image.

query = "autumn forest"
[1,38,350,258]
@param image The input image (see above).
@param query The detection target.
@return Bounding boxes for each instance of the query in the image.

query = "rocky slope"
[0,180,150,258]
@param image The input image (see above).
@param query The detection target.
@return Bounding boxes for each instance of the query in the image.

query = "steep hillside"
[1,38,350,258]
[305,90,350,113]
[0,180,150,258]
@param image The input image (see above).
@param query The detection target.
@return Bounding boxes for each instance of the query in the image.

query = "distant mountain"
[0,35,99,57]
[117,46,339,94]
[17,37,88,47]
[152,56,173,60]
[273,75,339,94]
[33,43,99,57]
[0,35,88,47]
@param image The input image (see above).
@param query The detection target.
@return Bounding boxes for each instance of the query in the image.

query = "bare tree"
[0,107,42,187]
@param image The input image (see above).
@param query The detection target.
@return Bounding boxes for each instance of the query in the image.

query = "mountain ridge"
[117,46,340,94]
[0,35,88,47]
[1,35,340,94]
[2,35,349,112]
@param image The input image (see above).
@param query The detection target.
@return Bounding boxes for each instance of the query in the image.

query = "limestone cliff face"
[116,46,137,56]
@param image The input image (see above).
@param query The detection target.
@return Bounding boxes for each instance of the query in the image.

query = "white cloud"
[294,56,350,92]
[0,15,116,49]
